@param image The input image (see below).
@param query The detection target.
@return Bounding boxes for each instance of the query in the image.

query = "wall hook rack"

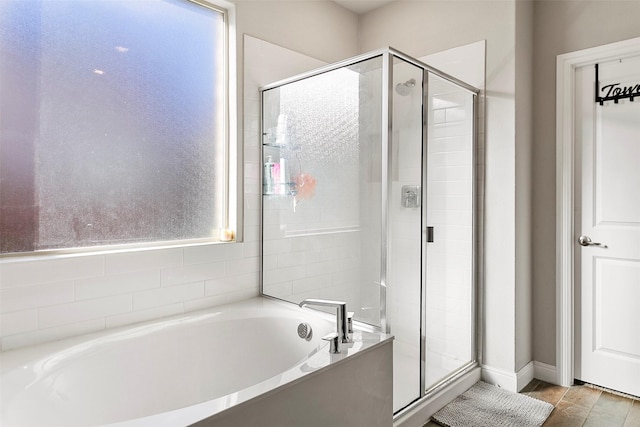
[595,63,640,105]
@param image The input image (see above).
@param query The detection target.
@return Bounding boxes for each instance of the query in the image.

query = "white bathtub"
[1,297,393,427]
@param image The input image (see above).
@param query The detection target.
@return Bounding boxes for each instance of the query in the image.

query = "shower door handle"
[426,226,434,243]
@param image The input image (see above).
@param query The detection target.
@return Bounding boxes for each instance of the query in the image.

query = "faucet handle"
[347,312,354,334]
[298,298,350,344]
[322,332,341,354]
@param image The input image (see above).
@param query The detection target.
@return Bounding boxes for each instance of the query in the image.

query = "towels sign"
[595,63,640,105]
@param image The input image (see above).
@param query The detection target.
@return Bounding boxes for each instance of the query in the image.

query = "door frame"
[555,36,640,387]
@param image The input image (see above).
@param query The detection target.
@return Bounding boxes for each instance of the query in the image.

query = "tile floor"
[423,380,640,427]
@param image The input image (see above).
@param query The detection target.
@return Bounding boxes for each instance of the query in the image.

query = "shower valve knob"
[401,185,421,208]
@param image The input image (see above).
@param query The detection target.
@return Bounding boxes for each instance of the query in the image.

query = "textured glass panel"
[0,0,225,253]
[261,57,383,327]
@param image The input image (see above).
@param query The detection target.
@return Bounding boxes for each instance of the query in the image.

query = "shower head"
[395,78,416,96]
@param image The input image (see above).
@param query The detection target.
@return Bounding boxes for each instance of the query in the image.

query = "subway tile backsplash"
[39,294,133,329]
[1,256,105,288]
[0,240,261,351]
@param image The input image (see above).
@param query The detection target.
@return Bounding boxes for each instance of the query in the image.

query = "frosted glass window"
[0,0,228,254]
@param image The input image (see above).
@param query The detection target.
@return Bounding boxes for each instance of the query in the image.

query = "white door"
[575,56,640,397]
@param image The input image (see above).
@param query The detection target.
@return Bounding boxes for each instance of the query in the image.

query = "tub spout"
[298,298,351,344]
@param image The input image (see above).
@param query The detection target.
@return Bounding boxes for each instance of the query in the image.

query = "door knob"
[578,235,608,248]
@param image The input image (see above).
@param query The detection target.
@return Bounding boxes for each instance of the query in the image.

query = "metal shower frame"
[259,46,481,414]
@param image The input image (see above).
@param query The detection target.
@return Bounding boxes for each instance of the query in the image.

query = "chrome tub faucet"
[298,298,352,353]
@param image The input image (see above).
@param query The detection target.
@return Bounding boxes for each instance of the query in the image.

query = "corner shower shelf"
[262,142,302,152]
[262,139,301,198]
[263,182,297,197]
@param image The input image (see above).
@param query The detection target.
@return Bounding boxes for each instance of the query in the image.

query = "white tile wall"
[1,309,39,336]
[39,294,133,329]
[1,256,105,288]
[133,282,204,311]
[0,241,262,351]
[1,281,75,312]
[75,270,160,300]
[105,248,183,273]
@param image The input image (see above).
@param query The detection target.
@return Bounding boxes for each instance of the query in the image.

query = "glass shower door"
[423,73,477,391]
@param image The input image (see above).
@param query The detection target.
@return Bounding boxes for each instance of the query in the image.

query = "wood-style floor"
[423,380,640,427]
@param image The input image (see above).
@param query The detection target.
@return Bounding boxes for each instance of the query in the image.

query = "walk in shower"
[260,48,479,414]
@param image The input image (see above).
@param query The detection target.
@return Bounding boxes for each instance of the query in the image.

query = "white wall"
[0,1,359,352]
[532,0,640,367]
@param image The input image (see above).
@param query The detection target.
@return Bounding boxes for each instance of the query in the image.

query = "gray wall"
[236,0,358,64]
[532,0,640,366]
[515,0,534,373]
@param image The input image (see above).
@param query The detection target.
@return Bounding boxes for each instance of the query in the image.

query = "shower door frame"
[258,47,481,413]
[418,68,481,402]
[382,48,481,408]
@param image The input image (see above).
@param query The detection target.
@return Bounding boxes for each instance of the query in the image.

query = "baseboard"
[533,361,557,384]
[517,361,535,391]
[481,365,517,391]
[480,362,535,392]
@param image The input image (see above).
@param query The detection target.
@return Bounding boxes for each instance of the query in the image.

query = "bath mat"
[431,381,553,427]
